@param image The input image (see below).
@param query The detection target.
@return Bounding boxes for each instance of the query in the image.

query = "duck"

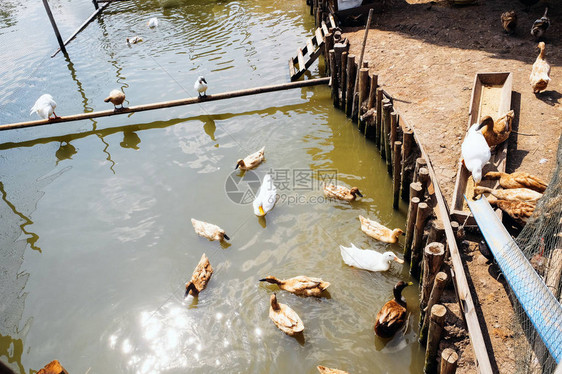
[268,293,304,336]
[324,184,363,202]
[126,36,143,45]
[235,146,265,170]
[30,94,58,120]
[191,218,230,241]
[147,17,159,28]
[317,366,349,374]
[259,275,330,297]
[185,253,213,297]
[530,42,551,94]
[104,89,126,109]
[340,244,404,272]
[461,117,491,184]
[374,281,413,338]
[37,360,68,374]
[194,76,208,98]
[253,173,277,216]
[488,198,535,225]
[481,110,514,148]
[359,215,403,243]
[501,11,517,34]
[531,7,550,40]
[474,186,543,203]
[483,171,547,193]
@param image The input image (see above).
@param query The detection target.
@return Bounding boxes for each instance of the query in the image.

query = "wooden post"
[410,202,431,280]
[401,128,415,201]
[351,9,373,122]
[357,68,369,131]
[340,51,348,110]
[375,88,383,148]
[424,304,447,374]
[419,272,448,344]
[393,141,402,209]
[419,167,430,197]
[329,50,339,108]
[404,182,423,260]
[427,219,445,245]
[413,157,428,183]
[364,74,378,138]
[440,348,459,374]
[345,55,356,117]
[390,111,398,166]
[545,248,562,298]
[324,33,334,75]
[381,99,391,160]
[42,0,67,55]
[334,43,347,85]
[383,101,392,169]
[421,242,446,310]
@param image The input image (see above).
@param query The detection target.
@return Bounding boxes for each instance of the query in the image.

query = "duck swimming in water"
[374,281,413,338]
[236,146,265,170]
[340,243,404,272]
[253,174,277,216]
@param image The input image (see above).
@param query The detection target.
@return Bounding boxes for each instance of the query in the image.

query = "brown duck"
[185,253,213,297]
[259,275,330,297]
[374,281,412,339]
[480,111,514,148]
[268,293,304,336]
[484,171,547,193]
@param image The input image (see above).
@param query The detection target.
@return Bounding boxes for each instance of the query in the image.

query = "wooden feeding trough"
[450,72,513,226]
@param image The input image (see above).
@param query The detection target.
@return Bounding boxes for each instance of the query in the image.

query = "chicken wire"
[511,133,562,374]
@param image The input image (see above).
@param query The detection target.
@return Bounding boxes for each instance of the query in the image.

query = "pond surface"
[0,0,424,372]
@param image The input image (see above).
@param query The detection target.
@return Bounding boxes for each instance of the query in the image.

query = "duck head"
[383,252,404,264]
[235,159,245,170]
[259,276,280,284]
[393,281,413,303]
[270,293,281,311]
[198,76,207,85]
[350,187,363,197]
[393,228,405,239]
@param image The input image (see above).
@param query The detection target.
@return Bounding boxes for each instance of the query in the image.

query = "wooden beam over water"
[0,78,330,131]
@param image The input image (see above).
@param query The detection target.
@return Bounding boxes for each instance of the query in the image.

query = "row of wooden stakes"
[322,23,462,374]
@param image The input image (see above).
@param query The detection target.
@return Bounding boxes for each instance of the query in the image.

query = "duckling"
[317,366,349,374]
[489,199,535,225]
[147,17,159,28]
[268,293,304,336]
[324,184,363,202]
[481,110,514,148]
[30,94,58,120]
[253,174,277,216]
[194,76,208,98]
[461,117,492,184]
[126,36,143,45]
[501,11,517,34]
[259,275,330,297]
[235,146,265,170]
[359,215,404,244]
[484,171,547,192]
[191,218,230,241]
[104,89,126,109]
[474,186,543,202]
[37,360,68,374]
[374,281,413,338]
[185,253,213,297]
[530,42,551,94]
[340,244,404,272]
[531,7,550,40]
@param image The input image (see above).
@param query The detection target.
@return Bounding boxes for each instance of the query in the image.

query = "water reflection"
[55,141,77,164]
[121,130,141,150]
[0,334,24,374]
[202,116,216,142]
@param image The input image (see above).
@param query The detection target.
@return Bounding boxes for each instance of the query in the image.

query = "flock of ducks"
[500,7,550,39]
[187,145,411,373]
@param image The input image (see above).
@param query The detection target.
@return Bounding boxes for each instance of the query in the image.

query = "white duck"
[461,118,491,184]
[194,76,208,98]
[340,243,404,272]
[147,17,158,28]
[30,94,58,120]
[253,174,277,216]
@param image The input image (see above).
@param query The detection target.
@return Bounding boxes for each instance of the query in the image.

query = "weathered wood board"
[450,72,513,226]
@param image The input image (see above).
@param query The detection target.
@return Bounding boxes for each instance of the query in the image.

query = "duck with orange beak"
[253,174,277,216]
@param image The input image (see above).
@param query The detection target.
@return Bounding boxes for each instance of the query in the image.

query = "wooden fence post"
[345,55,356,117]
[357,67,370,130]
[401,128,415,201]
[424,304,447,374]
[419,271,448,344]
[393,141,402,209]
[329,50,339,108]
[440,348,459,374]
[410,202,431,279]
[404,182,423,260]
[340,51,348,110]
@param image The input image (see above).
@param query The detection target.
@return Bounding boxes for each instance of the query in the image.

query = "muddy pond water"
[0,0,424,372]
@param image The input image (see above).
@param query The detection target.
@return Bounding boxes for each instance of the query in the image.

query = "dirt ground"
[344,0,560,372]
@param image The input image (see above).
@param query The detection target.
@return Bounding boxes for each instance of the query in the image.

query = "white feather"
[461,123,491,183]
[253,174,277,216]
[30,94,56,119]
